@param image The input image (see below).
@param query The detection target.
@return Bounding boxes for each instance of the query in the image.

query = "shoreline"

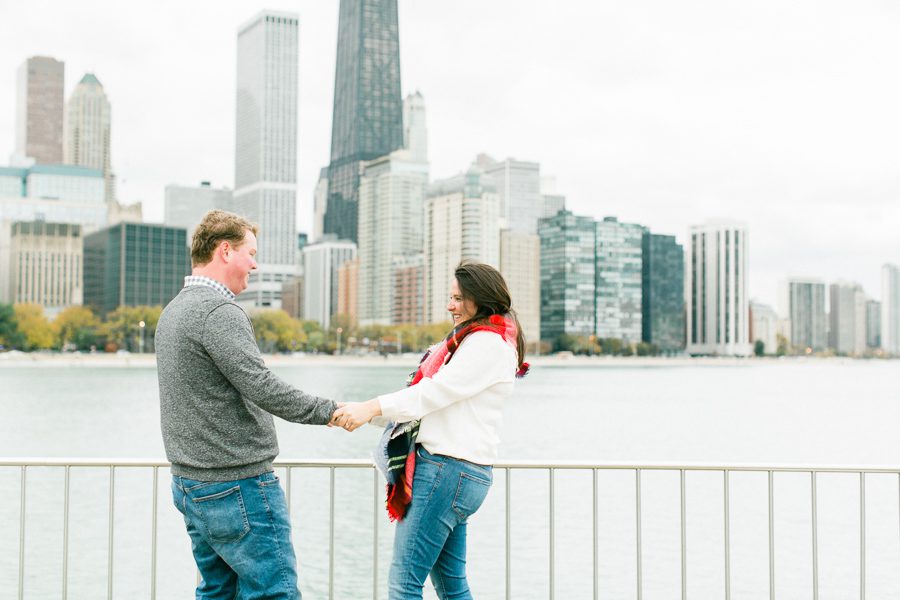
[0,351,887,369]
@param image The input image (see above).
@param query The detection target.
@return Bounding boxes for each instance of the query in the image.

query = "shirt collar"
[184,275,236,301]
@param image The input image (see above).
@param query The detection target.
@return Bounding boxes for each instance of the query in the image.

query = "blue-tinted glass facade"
[539,210,596,344]
[642,231,685,352]
[83,223,190,315]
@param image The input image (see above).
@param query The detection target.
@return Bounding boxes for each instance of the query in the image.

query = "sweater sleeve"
[201,303,337,424]
[378,332,512,423]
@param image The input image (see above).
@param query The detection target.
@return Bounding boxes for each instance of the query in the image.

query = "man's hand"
[327,402,346,427]
[331,399,381,432]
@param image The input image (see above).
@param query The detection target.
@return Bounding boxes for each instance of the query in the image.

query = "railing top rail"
[1,458,899,474]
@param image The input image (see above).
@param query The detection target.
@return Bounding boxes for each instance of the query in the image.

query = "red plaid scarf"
[385,314,529,521]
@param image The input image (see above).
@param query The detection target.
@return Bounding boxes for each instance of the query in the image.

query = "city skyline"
[1,1,898,308]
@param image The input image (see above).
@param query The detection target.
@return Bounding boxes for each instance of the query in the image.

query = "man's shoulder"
[163,287,238,323]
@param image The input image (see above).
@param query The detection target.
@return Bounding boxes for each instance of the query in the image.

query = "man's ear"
[219,240,232,261]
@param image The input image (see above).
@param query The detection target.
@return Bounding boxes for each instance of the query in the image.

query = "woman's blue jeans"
[389,446,493,599]
[171,471,300,599]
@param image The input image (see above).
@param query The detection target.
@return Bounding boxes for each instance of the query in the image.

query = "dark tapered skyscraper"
[323,0,403,243]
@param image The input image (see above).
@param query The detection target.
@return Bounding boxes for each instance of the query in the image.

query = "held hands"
[330,399,381,432]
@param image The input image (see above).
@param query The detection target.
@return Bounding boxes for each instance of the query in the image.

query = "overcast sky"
[1,0,898,307]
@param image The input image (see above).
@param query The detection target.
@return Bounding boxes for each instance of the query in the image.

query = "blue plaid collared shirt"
[183,275,236,301]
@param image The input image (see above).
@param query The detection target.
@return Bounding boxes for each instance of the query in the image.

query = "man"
[156,210,337,599]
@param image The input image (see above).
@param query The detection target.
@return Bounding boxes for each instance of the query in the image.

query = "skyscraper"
[403,91,427,163]
[780,278,827,352]
[64,74,114,201]
[323,0,403,243]
[828,281,866,355]
[479,156,542,234]
[642,231,685,352]
[499,230,540,350]
[595,217,643,343]
[881,264,900,354]
[15,56,65,165]
[8,221,82,312]
[685,221,750,356]
[356,149,428,325]
[302,238,357,328]
[164,182,232,243]
[866,299,881,350]
[538,210,596,345]
[424,165,500,323]
[233,11,299,307]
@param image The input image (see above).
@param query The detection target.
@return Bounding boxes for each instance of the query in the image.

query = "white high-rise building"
[685,221,751,356]
[828,281,867,355]
[233,11,299,308]
[500,230,540,349]
[64,73,114,201]
[8,221,82,313]
[424,165,500,324]
[479,155,542,234]
[357,149,429,326]
[164,182,233,244]
[302,237,356,329]
[403,91,427,164]
[882,264,900,355]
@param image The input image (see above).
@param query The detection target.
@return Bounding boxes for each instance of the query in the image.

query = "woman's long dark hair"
[454,261,526,371]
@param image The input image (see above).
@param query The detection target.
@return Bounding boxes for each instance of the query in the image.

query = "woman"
[333,261,528,599]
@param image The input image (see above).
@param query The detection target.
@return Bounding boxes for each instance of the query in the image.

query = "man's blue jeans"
[389,446,493,599]
[172,471,300,599]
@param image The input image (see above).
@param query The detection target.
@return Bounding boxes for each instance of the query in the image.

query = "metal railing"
[4,458,900,599]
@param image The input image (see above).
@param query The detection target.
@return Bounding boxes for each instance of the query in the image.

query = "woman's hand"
[331,399,382,432]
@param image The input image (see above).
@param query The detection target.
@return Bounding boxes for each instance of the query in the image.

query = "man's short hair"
[191,210,259,267]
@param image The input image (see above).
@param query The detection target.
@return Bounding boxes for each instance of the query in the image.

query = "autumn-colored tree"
[13,303,54,350]
[250,309,307,352]
[53,306,101,350]
[101,305,163,352]
[0,303,25,349]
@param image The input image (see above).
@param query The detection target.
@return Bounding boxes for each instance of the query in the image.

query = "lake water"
[2,358,900,599]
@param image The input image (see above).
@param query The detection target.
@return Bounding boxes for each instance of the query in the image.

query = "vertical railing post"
[506,468,511,600]
[860,472,866,600]
[636,469,642,600]
[63,465,70,600]
[373,468,379,600]
[593,468,598,600]
[108,465,115,600]
[812,471,818,600]
[768,470,774,600]
[329,466,335,600]
[724,470,731,600]
[549,468,555,600]
[286,467,292,516]
[18,466,26,600]
[680,469,686,600]
[151,466,159,600]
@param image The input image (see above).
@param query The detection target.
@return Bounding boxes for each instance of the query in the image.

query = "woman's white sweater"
[377,331,517,466]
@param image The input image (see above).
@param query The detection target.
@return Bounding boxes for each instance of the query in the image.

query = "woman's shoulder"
[459,330,517,358]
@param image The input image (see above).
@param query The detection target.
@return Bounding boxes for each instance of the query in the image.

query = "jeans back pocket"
[193,486,251,543]
[451,472,492,522]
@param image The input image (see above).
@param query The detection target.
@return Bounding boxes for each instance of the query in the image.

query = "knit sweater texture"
[156,285,336,481]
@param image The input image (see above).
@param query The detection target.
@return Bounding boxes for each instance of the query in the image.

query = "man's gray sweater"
[156,285,336,481]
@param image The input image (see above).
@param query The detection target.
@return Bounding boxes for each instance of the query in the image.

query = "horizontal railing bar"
[2,458,900,474]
